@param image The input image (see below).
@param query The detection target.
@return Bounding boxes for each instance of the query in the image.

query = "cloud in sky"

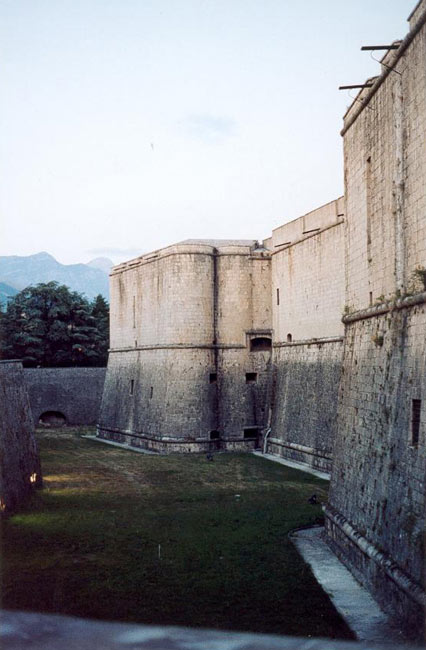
[179,114,236,143]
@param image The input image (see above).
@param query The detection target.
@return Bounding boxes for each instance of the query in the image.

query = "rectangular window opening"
[209,373,217,384]
[276,288,280,305]
[244,427,259,439]
[412,399,421,446]
[130,379,134,396]
[210,430,220,440]
[250,337,272,352]
[246,372,257,383]
[150,386,153,399]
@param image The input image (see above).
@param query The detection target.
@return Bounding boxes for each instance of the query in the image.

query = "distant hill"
[0,252,112,301]
[87,257,114,274]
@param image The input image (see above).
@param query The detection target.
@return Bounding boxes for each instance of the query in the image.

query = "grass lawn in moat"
[1,427,354,639]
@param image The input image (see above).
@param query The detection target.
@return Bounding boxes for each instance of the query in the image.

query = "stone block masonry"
[266,198,345,472]
[325,1,426,639]
[0,360,42,513]
[325,297,426,637]
[24,367,106,427]
[98,241,272,452]
[268,339,343,474]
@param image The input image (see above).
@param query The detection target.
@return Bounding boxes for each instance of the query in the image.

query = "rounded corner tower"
[98,239,272,452]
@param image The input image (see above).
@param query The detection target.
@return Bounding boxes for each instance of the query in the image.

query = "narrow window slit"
[412,399,421,446]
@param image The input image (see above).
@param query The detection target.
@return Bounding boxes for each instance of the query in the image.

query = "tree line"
[0,282,109,367]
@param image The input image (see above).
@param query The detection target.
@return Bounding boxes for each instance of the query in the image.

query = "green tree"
[0,282,109,367]
[90,294,110,366]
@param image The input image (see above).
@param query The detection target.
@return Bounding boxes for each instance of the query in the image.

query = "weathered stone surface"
[99,242,272,452]
[271,198,345,344]
[267,340,343,473]
[326,302,426,638]
[24,367,106,426]
[265,199,345,472]
[326,2,426,639]
[0,360,41,513]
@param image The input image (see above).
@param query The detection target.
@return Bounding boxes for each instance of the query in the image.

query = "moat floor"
[1,427,354,640]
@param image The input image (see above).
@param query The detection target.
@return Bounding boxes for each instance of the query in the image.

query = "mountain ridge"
[0,253,112,301]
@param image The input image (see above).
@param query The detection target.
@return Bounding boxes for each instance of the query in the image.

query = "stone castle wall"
[325,2,426,638]
[266,199,345,472]
[99,241,272,452]
[216,249,272,447]
[343,7,426,310]
[24,367,106,426]
[326,298,426,634]
[272,199,345,342]
[0,360,41,513]
[268,340,343,473]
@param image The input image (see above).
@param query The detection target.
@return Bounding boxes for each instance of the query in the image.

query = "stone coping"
[342,292,426,324]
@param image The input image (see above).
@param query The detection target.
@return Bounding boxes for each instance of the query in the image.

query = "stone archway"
[38,411,66,427]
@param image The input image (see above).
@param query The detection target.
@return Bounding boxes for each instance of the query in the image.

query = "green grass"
[1,427,354,639]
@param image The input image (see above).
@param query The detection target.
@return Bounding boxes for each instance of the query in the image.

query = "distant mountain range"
[0,252,113,308]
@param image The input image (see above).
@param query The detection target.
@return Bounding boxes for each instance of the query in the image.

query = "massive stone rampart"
[325,2,426,638]
[0,360,41,513]
[268,339,343,473]
[265,199,345,472]
[24,367,106,426]
[325,297,426,636]
[99,241,272,452]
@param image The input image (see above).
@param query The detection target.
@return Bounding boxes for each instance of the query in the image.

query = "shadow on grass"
[1,428,354,639]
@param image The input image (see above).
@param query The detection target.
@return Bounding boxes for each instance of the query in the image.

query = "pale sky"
[1,0,410,265]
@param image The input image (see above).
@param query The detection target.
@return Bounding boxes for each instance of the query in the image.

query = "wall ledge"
[342,292,426,324]
[324,504,426,608]
[274,336,344,348]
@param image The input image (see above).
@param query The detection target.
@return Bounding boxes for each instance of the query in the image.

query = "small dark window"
[369,292,373,306]
[130,379,134,396]
[287,333,292,342]
[246,372,257,383]
[276,288,280,305]
[250,337,272,352]
[209,373,217,383]
[412,399,421,446]
[210,430,220,440]
[244,427,259,439]
[150,386,153,399]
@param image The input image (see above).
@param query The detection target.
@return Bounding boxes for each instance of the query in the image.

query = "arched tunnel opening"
[39,411,67,427]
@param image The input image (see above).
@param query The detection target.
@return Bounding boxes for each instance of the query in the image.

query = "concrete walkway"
[252,451,330,480]
[291,527,407,645]
[82,435,158,454]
